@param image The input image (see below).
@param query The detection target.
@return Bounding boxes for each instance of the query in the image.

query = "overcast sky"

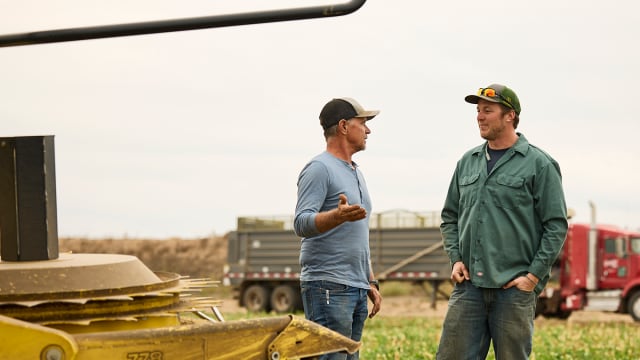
[1,1,639,238]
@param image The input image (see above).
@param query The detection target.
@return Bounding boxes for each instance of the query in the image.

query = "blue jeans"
[436,281,536,360]
[300,280,369,360]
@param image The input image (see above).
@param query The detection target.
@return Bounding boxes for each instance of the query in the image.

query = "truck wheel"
[556,310,572,319]
[242,284,271,313]
[270,285,300,314]
[628,291,640,322]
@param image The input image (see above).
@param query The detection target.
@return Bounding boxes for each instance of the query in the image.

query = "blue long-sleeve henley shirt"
[294,151,372,290]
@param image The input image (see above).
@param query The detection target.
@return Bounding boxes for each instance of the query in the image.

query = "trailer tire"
[270,285,301,313]
[556,310,572,319]
[628,291,640,322]
[242,284,271,313]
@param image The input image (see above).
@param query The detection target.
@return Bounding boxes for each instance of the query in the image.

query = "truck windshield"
[631,237,640,254]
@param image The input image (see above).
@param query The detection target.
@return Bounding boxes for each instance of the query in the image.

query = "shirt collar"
[472,132,530,158]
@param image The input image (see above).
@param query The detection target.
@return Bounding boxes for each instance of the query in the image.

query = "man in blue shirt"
[294,97,383,360]
[437,84,568,360]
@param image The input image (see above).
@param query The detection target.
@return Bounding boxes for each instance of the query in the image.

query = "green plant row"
[224,310,639,359]
[360,317,640,359]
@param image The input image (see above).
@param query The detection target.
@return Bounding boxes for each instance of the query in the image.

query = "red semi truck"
[536,203,640,321]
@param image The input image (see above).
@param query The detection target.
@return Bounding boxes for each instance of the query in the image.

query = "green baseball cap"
[465,83,521,115]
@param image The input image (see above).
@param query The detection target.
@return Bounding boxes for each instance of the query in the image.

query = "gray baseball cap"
[319,97,380,130]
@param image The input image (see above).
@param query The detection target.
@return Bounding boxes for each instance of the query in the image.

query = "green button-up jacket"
[440,133,568,294]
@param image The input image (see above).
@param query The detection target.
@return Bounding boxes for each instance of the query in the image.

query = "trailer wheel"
[270,285,301,313]
[628,291,640,322]
[556,310,572,319]
[242,284,271,313]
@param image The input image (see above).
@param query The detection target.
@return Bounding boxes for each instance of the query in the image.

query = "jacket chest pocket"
[488,174,526,209]
[459,173,480,208]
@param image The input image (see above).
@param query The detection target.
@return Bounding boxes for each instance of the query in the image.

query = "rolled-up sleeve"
[294,161,328,238]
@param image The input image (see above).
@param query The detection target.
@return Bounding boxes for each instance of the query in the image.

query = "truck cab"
[538,222,640,321]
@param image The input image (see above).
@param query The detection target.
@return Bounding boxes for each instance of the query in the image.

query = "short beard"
[481,121,507,141]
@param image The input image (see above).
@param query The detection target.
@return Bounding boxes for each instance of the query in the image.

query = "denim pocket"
[510,285,536,297]
[321,280,349,293]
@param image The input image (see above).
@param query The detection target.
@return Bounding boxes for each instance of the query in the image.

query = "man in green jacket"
[436,84,568,360]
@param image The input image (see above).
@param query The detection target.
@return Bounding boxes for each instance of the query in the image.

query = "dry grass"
[59,235,228,280]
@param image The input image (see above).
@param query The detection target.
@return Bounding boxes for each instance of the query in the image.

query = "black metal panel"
[0,136,58,261]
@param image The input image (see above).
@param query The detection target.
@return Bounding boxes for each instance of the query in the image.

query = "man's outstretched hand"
[314,194,367,233]
[336,194,367,222]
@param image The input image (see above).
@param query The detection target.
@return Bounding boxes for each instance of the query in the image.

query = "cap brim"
[465,95,500,105]
[356,110,380,120]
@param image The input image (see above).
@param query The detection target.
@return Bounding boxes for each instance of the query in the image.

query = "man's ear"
[340,119,348,133]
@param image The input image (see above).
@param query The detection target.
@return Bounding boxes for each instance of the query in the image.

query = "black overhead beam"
[0,0,366,47]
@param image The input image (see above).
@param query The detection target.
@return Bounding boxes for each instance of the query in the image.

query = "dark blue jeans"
[300,280,369,360]
[437,281,536,360]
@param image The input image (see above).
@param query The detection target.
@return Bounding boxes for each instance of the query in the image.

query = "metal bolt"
[270,351,281,360]
[41,345,65,360]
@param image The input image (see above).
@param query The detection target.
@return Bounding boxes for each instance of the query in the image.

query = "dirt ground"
[216,295,635,323]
